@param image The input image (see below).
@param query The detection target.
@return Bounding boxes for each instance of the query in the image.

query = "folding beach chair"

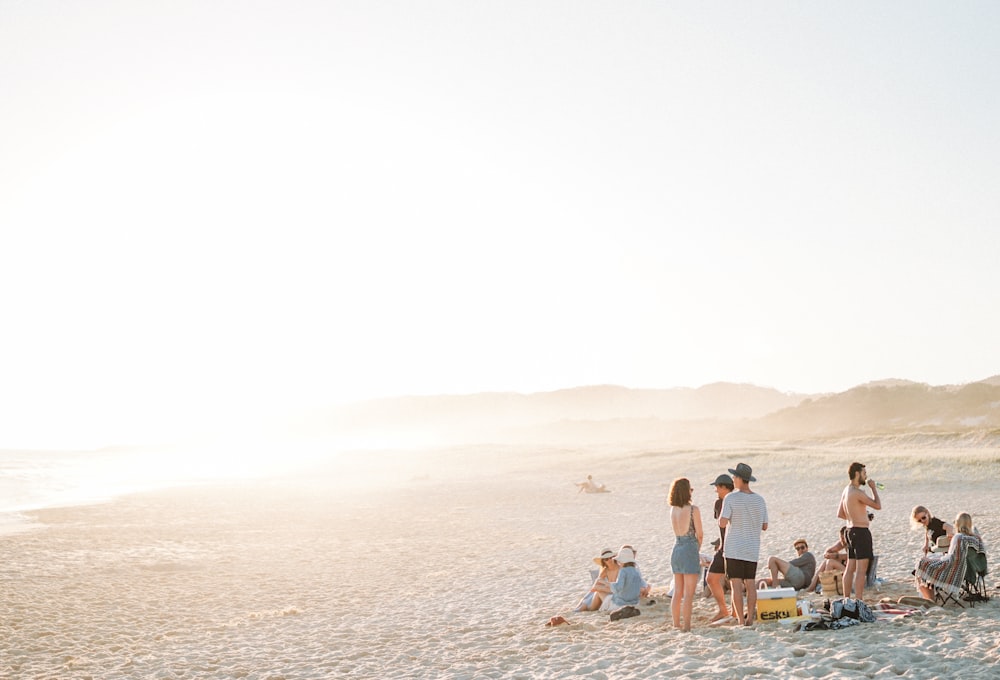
[960,545,989,607]
[865,555,880,589]
[935,583,964,608]
[929,535,977,608]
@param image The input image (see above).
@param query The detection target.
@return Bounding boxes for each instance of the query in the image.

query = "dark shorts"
[709,549,726,574]
[846,527,874,560]
[725,557,758,580]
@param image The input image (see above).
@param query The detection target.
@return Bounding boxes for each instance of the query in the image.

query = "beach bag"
[831,598,875,623]
[820,570,844,597]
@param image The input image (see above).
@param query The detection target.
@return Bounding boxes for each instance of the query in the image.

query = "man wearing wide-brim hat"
[719,463,768,626]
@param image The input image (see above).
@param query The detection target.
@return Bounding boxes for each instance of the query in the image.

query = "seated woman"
[621,544,651,597]
[914,512,984,601]
[574,548,619,611]
[806,526,849,593]
[600,546,644,611]
[911,505,954,555]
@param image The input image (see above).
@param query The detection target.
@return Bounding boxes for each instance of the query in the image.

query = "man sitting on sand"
[758,539,816,591]
[576,474,609,493]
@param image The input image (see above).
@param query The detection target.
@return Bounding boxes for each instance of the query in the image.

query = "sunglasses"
[794,544,807,550]
[918,515,929,523]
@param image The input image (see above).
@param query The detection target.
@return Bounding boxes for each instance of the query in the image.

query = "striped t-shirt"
[720,491,768,563]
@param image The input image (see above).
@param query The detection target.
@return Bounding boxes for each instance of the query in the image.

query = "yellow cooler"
[756,587,798,622]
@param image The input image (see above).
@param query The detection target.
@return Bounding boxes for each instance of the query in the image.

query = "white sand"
[2,444,998,678]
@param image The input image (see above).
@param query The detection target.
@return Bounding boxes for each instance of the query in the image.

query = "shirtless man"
[837,462,881,600]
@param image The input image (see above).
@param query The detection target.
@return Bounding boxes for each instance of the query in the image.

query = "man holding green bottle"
[837,461,882,600]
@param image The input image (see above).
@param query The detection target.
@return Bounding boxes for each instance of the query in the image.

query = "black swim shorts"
[846,526,874,560]
[709,549,726,574]
[724,557,758,580]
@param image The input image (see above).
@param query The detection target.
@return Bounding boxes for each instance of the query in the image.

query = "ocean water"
[0,444,277,534]
[0,449,171,532]
[0,441,460,533]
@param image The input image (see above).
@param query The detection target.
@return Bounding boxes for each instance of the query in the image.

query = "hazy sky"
[2,1,999,448]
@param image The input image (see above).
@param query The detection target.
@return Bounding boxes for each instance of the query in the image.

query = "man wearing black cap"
[707,474,736,624]
[719,462,768,626]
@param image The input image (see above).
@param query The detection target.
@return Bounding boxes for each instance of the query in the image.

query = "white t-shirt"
[720,490,768,563]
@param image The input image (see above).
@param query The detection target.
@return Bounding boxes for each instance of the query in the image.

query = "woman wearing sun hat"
[601,546,644,612]
[574,548,619,611]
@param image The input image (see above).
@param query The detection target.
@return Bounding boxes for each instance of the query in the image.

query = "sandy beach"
[2,443,998,679]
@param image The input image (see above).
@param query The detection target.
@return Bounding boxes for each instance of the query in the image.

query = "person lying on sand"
[576,474,609,493]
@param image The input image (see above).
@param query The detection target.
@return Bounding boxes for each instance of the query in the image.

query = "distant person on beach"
[576,475,609,493]
[837,461,881,600]
[758,539,815,591]
[600,546,643,611]
[911,506,954,555]
[806,526,849,592]
[668,477,703,632]
[706,474,736,624]
[719,462,768,626]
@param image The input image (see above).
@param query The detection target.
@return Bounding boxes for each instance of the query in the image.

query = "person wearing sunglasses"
[758,539,816,591]
[911,506,954,555]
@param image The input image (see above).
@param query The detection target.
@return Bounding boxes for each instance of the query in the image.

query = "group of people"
[669,462,769,630]
[575,460,885,630]
[573,459,985,630]
[911,506,985,602]
[573,545,650,613]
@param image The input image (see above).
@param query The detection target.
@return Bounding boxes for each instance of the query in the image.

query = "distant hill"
[292,377,1000,448]
[297,383,807,443]
[755,379,1000,439]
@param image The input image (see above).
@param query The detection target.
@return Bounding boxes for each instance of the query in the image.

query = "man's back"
[721,492,767,562]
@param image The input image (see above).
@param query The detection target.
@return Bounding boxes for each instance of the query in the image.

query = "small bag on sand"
[820,570,844,597]
[831,598,875,623]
